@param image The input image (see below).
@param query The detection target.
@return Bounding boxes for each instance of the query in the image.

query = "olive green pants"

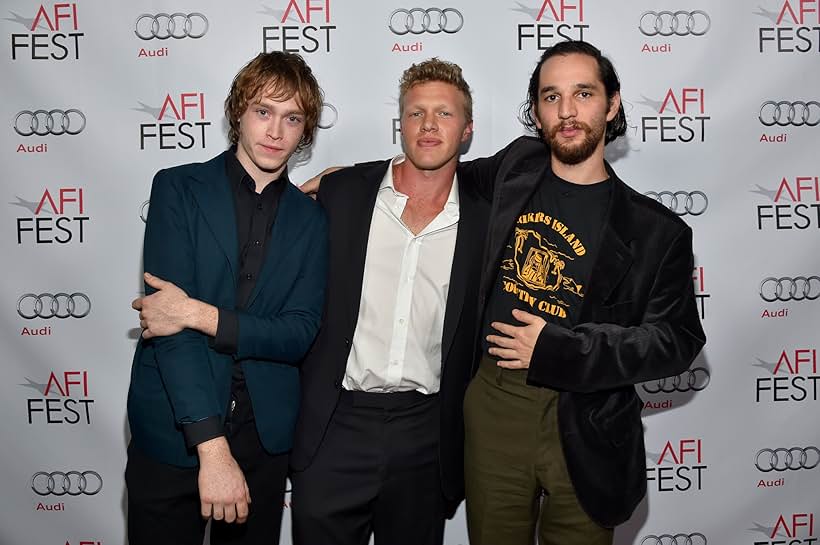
[464,356,613,545]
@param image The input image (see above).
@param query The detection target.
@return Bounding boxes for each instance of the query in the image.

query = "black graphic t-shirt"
[482,171,611,354]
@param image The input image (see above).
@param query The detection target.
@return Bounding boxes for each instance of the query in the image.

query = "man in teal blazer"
[126,52,327,545]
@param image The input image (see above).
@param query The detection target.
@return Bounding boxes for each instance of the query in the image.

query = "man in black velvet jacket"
[460,41,706,545]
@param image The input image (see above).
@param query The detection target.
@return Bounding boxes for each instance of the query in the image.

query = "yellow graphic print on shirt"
[500,212,588,320]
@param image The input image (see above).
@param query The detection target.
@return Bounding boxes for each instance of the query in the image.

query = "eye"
[287,114,304,124]
[544,94,559,103]
[438,111,452,117]
[256,108,269,117]
[578,91,592,99]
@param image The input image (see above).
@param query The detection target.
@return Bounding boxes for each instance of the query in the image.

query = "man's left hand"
[132,272,193,339]
[486,309,546,369]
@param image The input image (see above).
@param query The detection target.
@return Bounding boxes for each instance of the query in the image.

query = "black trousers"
[125,417,288,545]
[290,390,445,545]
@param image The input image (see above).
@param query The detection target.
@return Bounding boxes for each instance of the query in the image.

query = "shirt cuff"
[182,416,224,448]
[213,308,238,354]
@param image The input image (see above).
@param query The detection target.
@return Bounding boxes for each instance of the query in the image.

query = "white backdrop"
[2,1,819,544]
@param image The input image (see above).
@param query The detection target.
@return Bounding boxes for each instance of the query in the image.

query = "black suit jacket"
[290,160,490,506]
[463,137,706,527]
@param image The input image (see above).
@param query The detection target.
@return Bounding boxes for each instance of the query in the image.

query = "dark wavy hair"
[520,41,626,144]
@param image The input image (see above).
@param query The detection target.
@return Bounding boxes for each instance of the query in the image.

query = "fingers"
[488,346,519,360]
[223,503,237,524]
[141,328,154,339]
[236,499,249,524]
[143,271,166,289]
[212,503,225,521]
[497,359,527,369]
[201,501,212,519]
[131,298,143,310]
[490,321,518,337]
[486,334,516,349]
[512,308,540,324]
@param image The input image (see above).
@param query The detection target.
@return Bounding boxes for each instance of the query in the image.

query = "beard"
[546,119,606,165]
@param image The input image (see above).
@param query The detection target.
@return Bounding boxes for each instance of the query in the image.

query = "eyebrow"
[254,99,305,115]
[540,82,598,95]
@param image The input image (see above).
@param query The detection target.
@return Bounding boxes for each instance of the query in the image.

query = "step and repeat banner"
[2,1,818,544]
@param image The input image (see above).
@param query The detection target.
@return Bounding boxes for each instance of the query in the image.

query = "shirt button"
[254,240,261,246]
[398,318,405,324]
[245,273,253,280]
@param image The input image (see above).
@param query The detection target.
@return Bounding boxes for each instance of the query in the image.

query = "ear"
[606,91,621,122]
[461,120,474,143]
[532,104,542,130]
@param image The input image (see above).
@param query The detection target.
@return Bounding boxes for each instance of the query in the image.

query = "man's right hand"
[196,437,251,524]
[299,166,345,198]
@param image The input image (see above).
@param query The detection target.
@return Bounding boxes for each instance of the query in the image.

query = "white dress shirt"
[342,156,460,394]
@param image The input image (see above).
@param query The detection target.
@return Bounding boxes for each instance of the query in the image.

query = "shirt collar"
[226,147,289,194]
[379,154,460,214]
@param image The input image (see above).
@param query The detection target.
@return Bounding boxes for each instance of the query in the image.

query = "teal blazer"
[127,151,327,467]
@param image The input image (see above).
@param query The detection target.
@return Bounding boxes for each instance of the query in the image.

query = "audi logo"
[135,12,208,40]
[755,447,820,472]
[640,535,707,545]
[14,109,86,137]
[645,191,708,216]
[759,276,820,302]
[319,102,338,130]
[31,471,103,496]
[639,11,711,36]
[388,8,463,35]
[140,200,150,223]
[758,101,820,127]
[642,368,710,394]
[17,293,91,319]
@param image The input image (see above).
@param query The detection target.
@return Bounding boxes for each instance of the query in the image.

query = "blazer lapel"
[339,165,386,333]
[190,152,239,281]
[440,179,484,365]
[578,173,635,322]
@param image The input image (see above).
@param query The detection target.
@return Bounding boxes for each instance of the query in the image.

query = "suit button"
[344,338,350,346]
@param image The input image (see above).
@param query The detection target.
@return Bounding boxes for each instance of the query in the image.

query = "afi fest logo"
[757,0,820,53]
[22,370,94,425]
[8,3,84,60]
[753,175,820,230]
[693,266,710,320]
[638,88,710,143]
[514,0,589,51]
[646,439,707,493]
[755,348,819,403]
[262,0,336,53]
[12,187,89,244]
[136,92,210,150]
[748,513,816,545]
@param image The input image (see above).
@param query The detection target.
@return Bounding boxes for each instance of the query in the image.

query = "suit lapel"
[338,164,386,334]
[190,152,239,281]
[440,180,482,364]
[578,174,635,322]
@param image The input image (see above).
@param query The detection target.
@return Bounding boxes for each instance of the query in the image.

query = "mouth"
[258,143,284,154]
[417,137,442,148]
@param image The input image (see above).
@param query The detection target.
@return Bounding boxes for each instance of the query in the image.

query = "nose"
[558,97,576,120]
[266,119,282,140]
[421,113,438,132]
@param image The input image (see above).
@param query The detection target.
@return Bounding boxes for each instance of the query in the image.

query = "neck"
[235,149,284,193]
[394,158,457,204]
[550,145,609,185]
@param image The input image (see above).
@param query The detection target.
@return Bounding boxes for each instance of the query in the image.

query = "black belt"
[339,389,437,409]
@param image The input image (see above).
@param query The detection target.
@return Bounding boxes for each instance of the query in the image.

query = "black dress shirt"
[182,150,287,448]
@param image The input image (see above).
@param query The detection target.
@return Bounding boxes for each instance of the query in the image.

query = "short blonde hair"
[224,51,323,151]
[399,58,473,122]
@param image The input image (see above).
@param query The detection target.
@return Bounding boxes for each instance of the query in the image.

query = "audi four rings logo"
[755,447,820,472]
[388,8,464,35]
[31,471,103,496]
[14,110,86,136]
[319,102,338,130]
[758,101,820,127]
[17,293,91,319]
[640,535,707,545]
[643,368,710,393]
[645,191,708,216]
[639,11,711,36]
[135,13,208,40]
[759,276,820,302]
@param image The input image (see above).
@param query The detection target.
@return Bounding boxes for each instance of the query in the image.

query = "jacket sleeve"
[231,208,328,364]
[527,226,706,393]
[459,136,545,200]
[141,170,222,425]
